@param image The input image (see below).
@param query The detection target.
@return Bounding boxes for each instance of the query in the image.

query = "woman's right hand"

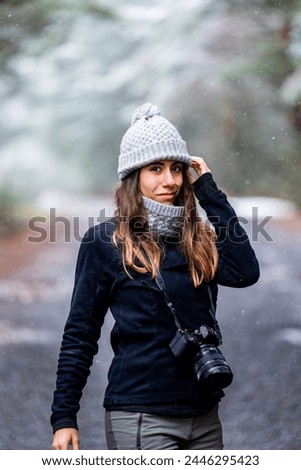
[187,156,212,183]
[52,428,80,450]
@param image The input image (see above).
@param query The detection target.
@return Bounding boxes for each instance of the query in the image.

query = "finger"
[52,440,65,450]
[52,428,80,451]
[190,157,211,175]
[190,156,205,164]
[72,434,80,450]
[53,440,69,450]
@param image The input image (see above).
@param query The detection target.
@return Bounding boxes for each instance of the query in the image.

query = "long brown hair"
[113,169,218,287]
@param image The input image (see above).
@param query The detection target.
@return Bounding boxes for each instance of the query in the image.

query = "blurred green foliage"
[0,0,115,69]
[0,0,51,67]
[0,186,23,239]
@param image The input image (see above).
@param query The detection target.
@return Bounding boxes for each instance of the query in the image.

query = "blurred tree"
[0,0,117,237]
[180,0,301,204]
[0,186,22,239]
[0,0,116,72]
[0,0,51,71]
[237,0,301,203]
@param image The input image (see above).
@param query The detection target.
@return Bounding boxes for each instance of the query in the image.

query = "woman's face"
[139,160,184,205]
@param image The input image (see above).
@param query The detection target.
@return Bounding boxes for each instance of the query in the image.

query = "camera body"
[169,325,233,392]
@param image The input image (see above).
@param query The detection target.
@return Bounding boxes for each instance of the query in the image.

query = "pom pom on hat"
[131,103,161,126]
[118,103,191,180]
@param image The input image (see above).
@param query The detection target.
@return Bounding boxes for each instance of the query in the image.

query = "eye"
[172,164,183,173]
[149,165,161,172]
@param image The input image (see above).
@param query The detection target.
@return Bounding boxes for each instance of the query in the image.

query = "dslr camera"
[169,325,233,392]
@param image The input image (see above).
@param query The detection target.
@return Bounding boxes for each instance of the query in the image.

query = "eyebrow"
[148,161,183,166]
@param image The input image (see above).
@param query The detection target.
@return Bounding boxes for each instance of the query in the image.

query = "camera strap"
[155,270,222,342]
[206,284,222,343]
[155,271,183,330]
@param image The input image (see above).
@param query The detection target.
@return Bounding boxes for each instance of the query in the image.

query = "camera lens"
[194,344,233,390]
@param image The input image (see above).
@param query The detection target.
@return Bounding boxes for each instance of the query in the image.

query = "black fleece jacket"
[50,174,260,432]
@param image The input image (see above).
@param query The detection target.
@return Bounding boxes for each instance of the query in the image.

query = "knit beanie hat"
[118,103,191,180]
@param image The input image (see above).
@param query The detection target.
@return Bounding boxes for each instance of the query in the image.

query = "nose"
[162,169,176,187]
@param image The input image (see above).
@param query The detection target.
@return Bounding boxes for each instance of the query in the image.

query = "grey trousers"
[105,406,223,450]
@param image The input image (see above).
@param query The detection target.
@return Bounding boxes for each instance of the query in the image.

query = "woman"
[51,103,260,450]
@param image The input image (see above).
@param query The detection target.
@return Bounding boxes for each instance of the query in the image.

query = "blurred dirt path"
[0,227,48,279]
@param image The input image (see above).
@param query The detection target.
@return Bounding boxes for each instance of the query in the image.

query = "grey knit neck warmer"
[142,196,184,238]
